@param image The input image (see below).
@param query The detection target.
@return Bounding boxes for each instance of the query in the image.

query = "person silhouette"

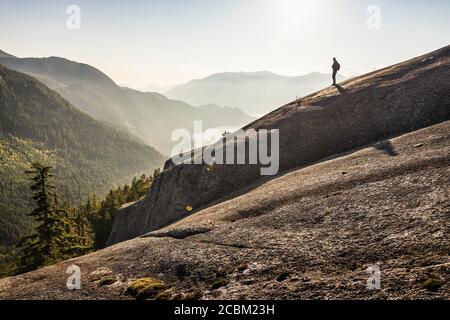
[332,58,340,86]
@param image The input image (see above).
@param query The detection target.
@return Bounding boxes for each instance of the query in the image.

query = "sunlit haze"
[1,0,449,88]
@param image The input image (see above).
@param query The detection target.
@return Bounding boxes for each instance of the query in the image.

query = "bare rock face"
[2,120,449,300]
[107,46,450,246]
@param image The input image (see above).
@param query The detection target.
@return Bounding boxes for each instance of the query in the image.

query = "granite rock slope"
[108,45,450,246]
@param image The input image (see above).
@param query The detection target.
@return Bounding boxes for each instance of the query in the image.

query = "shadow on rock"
[374,141,398,156]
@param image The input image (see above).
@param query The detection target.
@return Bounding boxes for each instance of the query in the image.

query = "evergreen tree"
[17,163,62,271]
[53,201,89,258]
[17,163,81,272]
[87,169,160,249]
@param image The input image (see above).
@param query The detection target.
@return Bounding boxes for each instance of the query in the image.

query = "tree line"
[3,162,160,275]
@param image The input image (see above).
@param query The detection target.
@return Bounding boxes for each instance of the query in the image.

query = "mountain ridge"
[0,52,255,154]
[0,46,449,300]
[108,45,450,246]
[166,70,346,115]
[0,64,164,247]
[0,50,15,59]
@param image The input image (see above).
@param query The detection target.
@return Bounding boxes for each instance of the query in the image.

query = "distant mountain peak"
[0,53,254,154]
[0,49,16,58]
[167,70,346,115]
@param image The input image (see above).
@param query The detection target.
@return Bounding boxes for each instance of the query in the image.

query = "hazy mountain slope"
[118,88,255,153]
[0,52,255,154]
[107,45,450,246]
[1,120,448,299]
[166,71,346,115]
[0,65,164,246]
[0,50,15,59]
[0,137,63,245]
[140,83,174,94]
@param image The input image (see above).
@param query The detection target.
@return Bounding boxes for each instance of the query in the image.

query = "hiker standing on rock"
[332,57,340,86]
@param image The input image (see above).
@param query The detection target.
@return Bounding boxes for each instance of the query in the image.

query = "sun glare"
[276,0,321,31]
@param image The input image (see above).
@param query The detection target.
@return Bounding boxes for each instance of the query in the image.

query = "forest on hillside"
[0,164,161,277]
[0,65,164,253]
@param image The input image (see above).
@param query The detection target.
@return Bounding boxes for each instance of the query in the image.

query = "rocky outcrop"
[107,45,450,246]
[2,120,449,299]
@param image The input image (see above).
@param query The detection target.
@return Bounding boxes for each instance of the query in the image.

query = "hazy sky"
[1,0,449,88]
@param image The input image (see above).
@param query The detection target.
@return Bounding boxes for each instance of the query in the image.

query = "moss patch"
[98,275,118,287]
[125,278,169,300]
[154,290,173,300]
[181,290,203,300]
[421,276,443,292]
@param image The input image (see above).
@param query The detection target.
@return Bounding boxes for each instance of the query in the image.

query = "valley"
[0,53,255,155]
[0,64,164,260]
